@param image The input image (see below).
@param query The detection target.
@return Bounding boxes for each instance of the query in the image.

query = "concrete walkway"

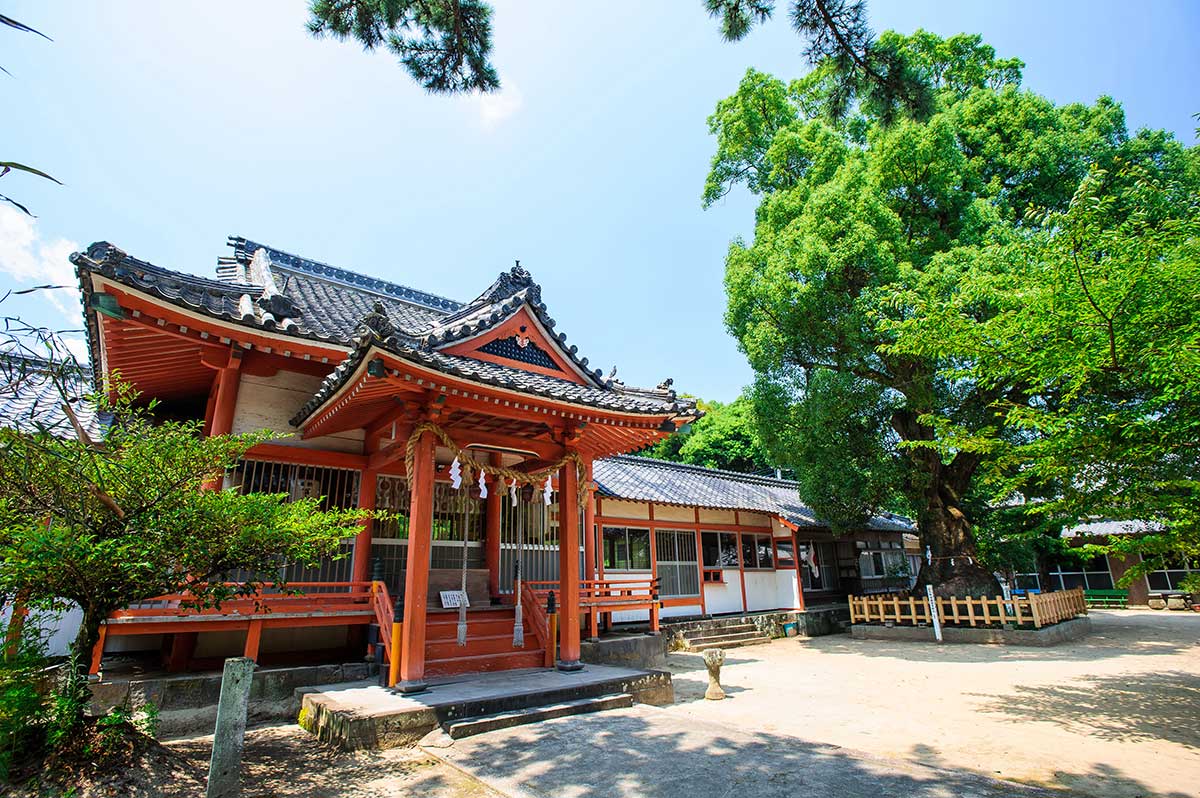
[429,705,1055,798]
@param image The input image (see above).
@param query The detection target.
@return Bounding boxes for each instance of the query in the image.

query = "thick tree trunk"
[891,404,1001,598]
[913,501,999,597]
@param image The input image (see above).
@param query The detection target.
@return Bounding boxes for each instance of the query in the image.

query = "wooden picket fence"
[848,587,1087,630]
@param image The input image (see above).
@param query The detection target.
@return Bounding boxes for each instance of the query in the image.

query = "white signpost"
[1000,578,1014,617]
[925,584,943,642]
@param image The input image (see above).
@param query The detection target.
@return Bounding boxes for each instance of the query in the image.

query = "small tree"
[0,374,366,734]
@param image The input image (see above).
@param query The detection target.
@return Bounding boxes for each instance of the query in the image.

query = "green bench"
[1085,589,1129,608]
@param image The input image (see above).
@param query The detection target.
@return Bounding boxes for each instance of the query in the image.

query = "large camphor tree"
[707,31,1197,594]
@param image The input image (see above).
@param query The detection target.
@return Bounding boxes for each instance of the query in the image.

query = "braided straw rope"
[403,420,592,501]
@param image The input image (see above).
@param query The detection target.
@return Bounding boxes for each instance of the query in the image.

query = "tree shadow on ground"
[908,742,1191,798]
[970,669,1200,750]
[441,705,1157,798]
[167,725,478,798]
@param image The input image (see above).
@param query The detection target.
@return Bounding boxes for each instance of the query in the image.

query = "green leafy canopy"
[707,29,1197,590]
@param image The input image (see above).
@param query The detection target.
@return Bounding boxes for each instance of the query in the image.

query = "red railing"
[95,581,377,676]
[108,581,376,621]
[527,577,662,634]
[527,578,661,611]
[370,580,395,664]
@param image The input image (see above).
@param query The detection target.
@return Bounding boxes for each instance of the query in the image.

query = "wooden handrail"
[371,580,395,663]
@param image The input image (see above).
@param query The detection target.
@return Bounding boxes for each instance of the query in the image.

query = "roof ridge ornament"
[358,301,396,341]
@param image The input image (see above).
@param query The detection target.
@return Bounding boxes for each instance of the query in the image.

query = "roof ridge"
[228,236,463,314]
[606,454,799,487]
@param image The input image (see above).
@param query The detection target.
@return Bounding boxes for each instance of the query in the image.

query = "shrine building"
[67,236,912,687]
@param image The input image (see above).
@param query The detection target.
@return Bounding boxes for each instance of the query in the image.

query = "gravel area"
[661,609,1199,798]
[166,724,502,798]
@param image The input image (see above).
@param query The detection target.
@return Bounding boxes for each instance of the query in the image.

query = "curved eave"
[295,343,695,440]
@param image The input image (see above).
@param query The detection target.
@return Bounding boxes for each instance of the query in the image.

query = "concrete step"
[444,693,634,739]
[684,629,761,645]
[681,622,756,637]
[425,649,546,677]
[689,636,771,652]
[426,633,540,659]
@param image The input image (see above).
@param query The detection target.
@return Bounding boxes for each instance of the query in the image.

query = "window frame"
[602,525,652,571]
[741,531,776,571]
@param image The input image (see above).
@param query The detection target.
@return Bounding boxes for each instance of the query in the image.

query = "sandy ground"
[167,725,502,798]
[660,609,1199,798]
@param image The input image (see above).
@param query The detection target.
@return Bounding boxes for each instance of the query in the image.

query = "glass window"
[603,527,651,571]
[603,527,626,569]
[629,528,651,570]
[742,535,758,569]
[656,529,700,597]
[740,533,774,570]
[776,540,795,568]
[718,533,738,567]
[702,532,722,568]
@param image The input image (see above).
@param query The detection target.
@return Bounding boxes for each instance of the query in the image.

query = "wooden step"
[425,649,546,677]
[426,633,539,659]
[443,693,634,739]
[426,616,520,639]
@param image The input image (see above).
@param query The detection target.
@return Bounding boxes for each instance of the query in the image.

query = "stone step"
[684,628,760,645]
[688,636,772,652]
[443,693,634,739]
[680,621,756,635]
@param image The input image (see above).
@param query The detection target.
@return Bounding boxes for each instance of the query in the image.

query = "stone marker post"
[703,649,726,700]
[206,656,256,798]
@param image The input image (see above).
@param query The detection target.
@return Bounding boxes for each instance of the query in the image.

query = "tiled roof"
[593,455,913,532]
[74,237,698,421]
[0,354,108,439]
[290,333,695,425]
[227,237,459,340]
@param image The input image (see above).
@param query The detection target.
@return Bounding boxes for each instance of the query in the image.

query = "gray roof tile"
[593,455,913,532]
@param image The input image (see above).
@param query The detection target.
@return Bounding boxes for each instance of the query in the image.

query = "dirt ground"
[166,725,502,798]
[663,609,1200,798]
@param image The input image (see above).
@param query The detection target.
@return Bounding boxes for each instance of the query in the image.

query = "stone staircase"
[442,693,633,739]
[679,620,771,652]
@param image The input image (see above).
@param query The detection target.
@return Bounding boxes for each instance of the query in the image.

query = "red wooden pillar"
[169,357,241,671]
[583,464,596,583]
[485,453,503,598]
[793,530,807,611]
[209,362,241,437]
[398,428,435,691]
[557,460,583,670]
[352,469,378,586]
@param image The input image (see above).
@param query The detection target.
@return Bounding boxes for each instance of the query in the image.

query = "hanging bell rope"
[512,478,525,649]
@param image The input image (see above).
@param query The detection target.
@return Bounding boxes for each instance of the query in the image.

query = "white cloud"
[0,206,81,319]
[475,79,523,130]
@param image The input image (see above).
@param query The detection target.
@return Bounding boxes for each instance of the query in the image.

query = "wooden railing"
[370,580,395,665]
[95,581,377,675]
[849,587,1087,630]
[527,577,662,635]
[520,581,552,666]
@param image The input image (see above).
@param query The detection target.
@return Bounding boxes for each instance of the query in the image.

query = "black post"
[371,557,384,583]
[547,590,556,615]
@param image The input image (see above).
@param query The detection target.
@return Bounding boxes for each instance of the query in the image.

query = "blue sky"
[3,0,1197,401]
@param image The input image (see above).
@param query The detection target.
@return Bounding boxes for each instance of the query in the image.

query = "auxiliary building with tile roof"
[32,236,917,676]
